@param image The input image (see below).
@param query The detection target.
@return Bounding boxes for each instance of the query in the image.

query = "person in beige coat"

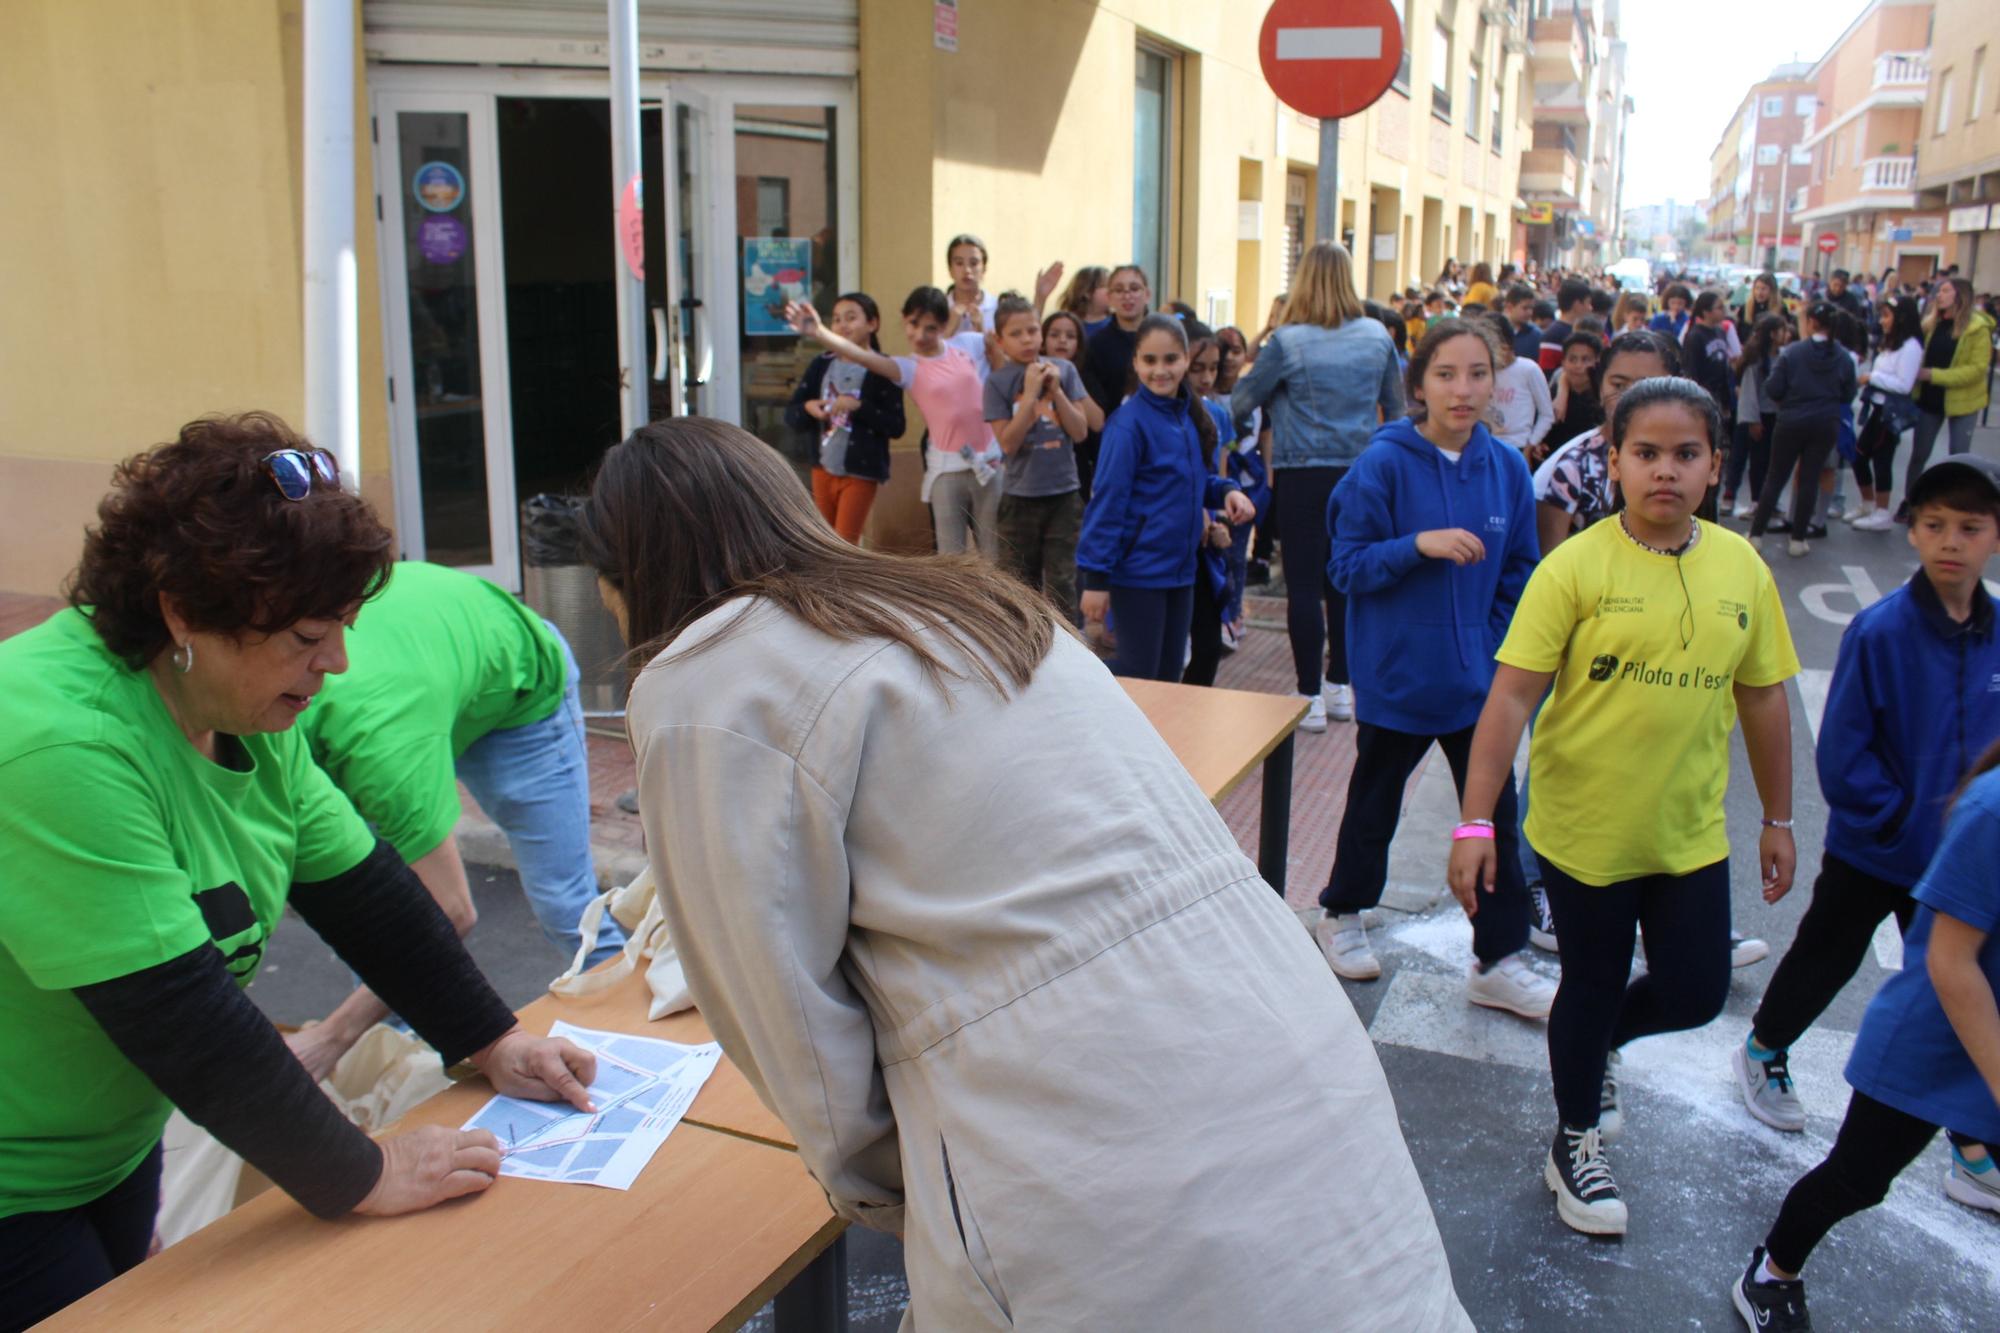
[582,418,1470,1331]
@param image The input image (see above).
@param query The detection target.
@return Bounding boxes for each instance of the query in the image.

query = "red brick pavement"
[0,586,1423,908]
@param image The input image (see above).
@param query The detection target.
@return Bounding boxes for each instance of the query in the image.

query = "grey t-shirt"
[983,358,1085,497]
[816,359,868,476]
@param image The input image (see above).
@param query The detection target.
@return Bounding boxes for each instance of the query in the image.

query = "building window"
[1133,45,1176,296]
[1795,94,1816,116]
[1490,78,1504,150]
[1762,96,1783,117]
[1467,59,1483,140]
[1389,0,1412,91]
[1972,49,1987,122]
[1791,144,1811,165]
[1937,70,1954,134]
[754,177,789,238]
[1431,21,1453,121]
[1756,144,1779,166]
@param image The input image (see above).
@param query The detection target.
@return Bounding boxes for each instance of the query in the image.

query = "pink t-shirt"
[893,337,996,466]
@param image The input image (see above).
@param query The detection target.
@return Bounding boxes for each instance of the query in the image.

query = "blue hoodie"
[1819,571,2000,887]
[1327,417,1539,734]
[1079,387,1241,591]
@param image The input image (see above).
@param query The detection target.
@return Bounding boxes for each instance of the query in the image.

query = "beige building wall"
[0,0,393,597]
[1922,0,2000,181]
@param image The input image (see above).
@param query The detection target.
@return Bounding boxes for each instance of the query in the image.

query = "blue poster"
[743,238,813,337]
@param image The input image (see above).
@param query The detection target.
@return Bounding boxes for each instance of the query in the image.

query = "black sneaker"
[1529,883,1558,952]
[1894,500,1909,524]
[1246,559,1272,586]
[1768,517,1791,533]
[1804,523,1829,540]
[1544,1125,1628,1234]
[1732,1248,1812,1331]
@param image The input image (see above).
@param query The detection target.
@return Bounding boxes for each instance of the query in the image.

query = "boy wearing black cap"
[1736,455,2000,1144]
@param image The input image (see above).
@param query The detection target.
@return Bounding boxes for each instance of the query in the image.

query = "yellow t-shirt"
[1498,518,1800,886]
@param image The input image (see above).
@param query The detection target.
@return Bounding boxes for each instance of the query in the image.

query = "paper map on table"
[462,1021,722,1190]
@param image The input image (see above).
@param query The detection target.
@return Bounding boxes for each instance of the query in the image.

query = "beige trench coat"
[628,601,1470,1331]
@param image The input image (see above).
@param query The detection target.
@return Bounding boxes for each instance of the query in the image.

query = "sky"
[1616,0,1865,212]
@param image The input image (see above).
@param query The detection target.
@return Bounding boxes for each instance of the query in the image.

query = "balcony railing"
[1873,51,1929,90]
[1520,147,1580,200]
[1861,156,1916,191]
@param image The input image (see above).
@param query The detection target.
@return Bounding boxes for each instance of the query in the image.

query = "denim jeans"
[455,627,627,967]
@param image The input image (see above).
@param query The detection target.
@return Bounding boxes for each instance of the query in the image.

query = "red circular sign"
[1816,232,1840,254]
[1259,0,1405,121]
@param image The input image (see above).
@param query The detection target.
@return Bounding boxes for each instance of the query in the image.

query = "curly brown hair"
[66,413,396,669]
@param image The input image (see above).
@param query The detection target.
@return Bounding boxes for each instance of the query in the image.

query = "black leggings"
[1323,721,1532,965]
[1107,584,1194,682]
[1750,416,1837,539]
[1183,565,1224,687]
[1541,857,1733,1127]
[1850,410,1899,495]
[0,1143,162,1332]
[1272,465,1347,696]
[1752,852,1915,1053]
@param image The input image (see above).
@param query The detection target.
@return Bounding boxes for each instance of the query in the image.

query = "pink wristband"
[1452,823,1496,841]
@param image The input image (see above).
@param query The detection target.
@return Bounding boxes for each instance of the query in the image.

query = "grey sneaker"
[1734,1040,1806,1132]
[1599,1050,1624,1142]
[1946,1141,2000,1213]
[1315,912,1381,980]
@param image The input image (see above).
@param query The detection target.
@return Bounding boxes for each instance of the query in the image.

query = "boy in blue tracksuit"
[1312,319,1552,1019]
[1078,314,1252,681]
[1737,455,2000,1146]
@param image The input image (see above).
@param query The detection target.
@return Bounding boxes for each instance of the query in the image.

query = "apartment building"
[1917,0,2000,289]
[1520,0,1635,268]
[1791,0,1947,283]
[1705,64,1817,270]
[2,0,1534,593]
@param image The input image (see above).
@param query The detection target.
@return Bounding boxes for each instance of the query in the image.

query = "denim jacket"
[1230,319,1405,470]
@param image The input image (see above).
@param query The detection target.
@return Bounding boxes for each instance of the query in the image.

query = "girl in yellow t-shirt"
[1445,377,1803,1239]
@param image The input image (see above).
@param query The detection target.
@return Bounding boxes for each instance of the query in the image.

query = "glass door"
[373,92,519,587]
[660,85,720,419]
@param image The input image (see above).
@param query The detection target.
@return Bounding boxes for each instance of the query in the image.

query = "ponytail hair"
[1130,312,1216,457]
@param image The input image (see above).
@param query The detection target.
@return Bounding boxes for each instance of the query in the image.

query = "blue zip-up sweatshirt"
[1079,386,1241,591]
[1819,572,2000,887]
[1327,417,1539,734]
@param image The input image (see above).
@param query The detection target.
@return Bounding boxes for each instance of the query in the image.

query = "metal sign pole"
[608,0,649,435]
[1316,116,1339,243]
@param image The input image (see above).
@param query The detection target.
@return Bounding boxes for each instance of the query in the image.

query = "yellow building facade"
[2,0,1531,594]
[1917,0,2000,290]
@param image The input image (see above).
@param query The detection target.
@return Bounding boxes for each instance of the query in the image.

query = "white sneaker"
[1466,951,1556,1019]
[1732,497,1756,519]
[1787,539,1811,558]
[1315,912,1381,980]
[1731,932,1770,968]
[1854,509,1896,531]
[1322,680,1355,722]
[1298,694,1328,733]
[1946,1142,2000,1213]
[1842,502,1873,525]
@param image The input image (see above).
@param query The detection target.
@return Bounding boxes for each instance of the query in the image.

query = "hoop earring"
[172,641,195,674]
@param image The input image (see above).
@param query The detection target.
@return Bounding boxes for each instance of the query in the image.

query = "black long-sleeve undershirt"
[72,839,518,1219]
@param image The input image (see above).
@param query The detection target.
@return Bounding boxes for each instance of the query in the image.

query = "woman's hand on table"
[283,1023,359,1083]
[354,1126,503,1216]
[471,1027,598,1111]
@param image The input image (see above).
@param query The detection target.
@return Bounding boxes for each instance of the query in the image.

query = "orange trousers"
[811,468,879,544]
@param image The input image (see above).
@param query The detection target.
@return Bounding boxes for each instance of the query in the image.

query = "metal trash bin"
[519,494,628,718]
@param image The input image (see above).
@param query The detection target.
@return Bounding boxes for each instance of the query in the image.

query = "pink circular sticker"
[618,175,644,281]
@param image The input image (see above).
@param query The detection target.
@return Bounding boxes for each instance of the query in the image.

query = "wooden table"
[1119,678,1307,893]
[44,1082,839,1332]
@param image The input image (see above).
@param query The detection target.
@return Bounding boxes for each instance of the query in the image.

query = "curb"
[452,814,649,890]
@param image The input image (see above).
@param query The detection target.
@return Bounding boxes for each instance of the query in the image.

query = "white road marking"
[1794,667,1832,745]
[1797,564,1883,627]
[1871,916,1906,972]
[1275,26,1383,60]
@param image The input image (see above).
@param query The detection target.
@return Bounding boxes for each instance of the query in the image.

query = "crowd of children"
[777,239,2000,1329]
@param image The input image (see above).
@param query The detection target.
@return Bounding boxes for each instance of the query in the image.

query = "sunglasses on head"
[261,448,341,501]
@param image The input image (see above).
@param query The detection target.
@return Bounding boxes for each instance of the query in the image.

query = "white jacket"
[1868,338,1924,397]
[628,600,1470,1331]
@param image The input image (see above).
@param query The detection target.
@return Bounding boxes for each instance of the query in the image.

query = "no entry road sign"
[1816,232,1840,254]
[1259,0,1404,121]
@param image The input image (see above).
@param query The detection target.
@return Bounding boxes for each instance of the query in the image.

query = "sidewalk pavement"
[0,584,1448,915]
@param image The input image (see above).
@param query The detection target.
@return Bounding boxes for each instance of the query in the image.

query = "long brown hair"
[1925,276,1977,342]
[580,418,1059,695]
[1284,242,1364,328]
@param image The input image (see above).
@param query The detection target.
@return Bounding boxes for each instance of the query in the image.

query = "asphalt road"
[247,420,2000,1331]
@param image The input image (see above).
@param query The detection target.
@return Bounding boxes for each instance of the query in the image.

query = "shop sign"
[1516,202,1555,225]
[933,0,957,52]
[1948,204,1993,233]
[744,237,812,337]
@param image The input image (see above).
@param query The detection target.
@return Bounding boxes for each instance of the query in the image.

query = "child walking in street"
[785,288,1003,558]
[1315,320,1551,1020]
[1725,313,1793,518]
[1449,377,1801,1237]
[1730,738,2000,1332]
[984,293,1089,622]
[1735,455,2000,1135]
[784,292,906,544]
[1079,314,1254,680]
[1846,296,1924,531]
[1749,302,1857,558]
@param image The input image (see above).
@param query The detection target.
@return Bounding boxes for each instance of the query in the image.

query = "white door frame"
[370,90,520,588]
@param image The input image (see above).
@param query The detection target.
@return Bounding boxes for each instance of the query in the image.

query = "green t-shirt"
[299,561,568,862]
[0,610,375,1216]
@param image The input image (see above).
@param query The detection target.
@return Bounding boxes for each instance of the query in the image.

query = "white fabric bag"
[548,862,694,1019]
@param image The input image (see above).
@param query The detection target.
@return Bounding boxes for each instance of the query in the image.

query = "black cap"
[1908,455,2000,509]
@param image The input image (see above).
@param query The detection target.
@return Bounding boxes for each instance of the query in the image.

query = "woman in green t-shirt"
[0,414,595,1329]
